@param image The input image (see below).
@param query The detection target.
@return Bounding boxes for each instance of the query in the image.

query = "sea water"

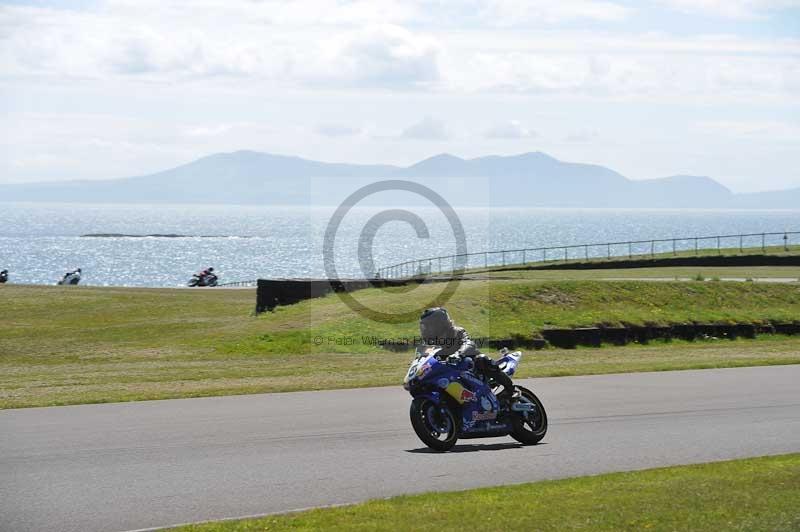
[0,202,797,287]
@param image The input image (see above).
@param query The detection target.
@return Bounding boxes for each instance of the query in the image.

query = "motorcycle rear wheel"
[510,385,548,445]
[409,398,460,452]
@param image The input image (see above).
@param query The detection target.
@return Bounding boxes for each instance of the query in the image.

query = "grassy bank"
[2,275,800,408]
[171,453,800,531]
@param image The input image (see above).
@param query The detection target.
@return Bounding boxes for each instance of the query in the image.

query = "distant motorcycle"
[58,269,82,286]
[0,269,8,284]
[404,346,547,451]
[188,272,218,287]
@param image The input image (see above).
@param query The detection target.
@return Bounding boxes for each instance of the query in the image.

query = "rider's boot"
[497,385,516,406]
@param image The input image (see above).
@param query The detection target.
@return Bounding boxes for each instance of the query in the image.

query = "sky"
[1,0,799,193]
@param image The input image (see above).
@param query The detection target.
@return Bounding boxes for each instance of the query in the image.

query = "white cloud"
[441,33,800,100]
[400,117,449,139]
[0,6,440,88]
[485,120,537,138]
[1,4,798,102]
[696,120,800,140]
[316,124,363,137]
[565,129,599,142]
[184,124,236,137]
[480,0,632,25]
[325,24,440,87]
[659,0,800,19]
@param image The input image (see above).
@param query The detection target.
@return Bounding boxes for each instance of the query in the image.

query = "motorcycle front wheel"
[510,385,548,445]
[409,398,460,452]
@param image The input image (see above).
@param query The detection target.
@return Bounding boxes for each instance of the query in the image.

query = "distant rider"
[419,307,514,401]
[59,268,81,285]
[0,269,8,283]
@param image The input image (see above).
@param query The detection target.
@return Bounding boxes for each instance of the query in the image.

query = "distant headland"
[3,150,798,209]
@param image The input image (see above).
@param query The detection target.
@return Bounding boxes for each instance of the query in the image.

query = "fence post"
[762,233,766,252]
[543,249,547,262]
[607,243,611,259]
[672,239,676,256]
[717,236,721,254]
[502,251,506,266]
[651,240,655,258]
[739,235,743,253]
[628,242,632,259]
[695,238,698,255]
[785,233,789,251]
[523,249,527,265]
[585,245,589,261]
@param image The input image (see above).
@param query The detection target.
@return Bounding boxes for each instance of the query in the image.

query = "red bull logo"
[460,389,477,402]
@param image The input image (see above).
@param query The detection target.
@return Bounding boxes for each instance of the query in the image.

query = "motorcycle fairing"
[406,350,507,436]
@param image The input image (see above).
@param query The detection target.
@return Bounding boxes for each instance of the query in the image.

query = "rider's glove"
[446,354,461,365]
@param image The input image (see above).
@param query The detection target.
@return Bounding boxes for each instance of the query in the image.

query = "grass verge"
[171,453,800,531]
[2,276,800,408]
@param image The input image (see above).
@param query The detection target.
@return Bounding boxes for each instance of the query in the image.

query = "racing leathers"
[419,307,514,401]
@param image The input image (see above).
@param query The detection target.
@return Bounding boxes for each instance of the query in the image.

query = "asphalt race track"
[2,365,799,532]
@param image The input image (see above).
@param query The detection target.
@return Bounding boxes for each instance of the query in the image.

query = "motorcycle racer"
[418,307,514,402]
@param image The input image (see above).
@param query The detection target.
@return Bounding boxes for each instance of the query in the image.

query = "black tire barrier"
[486,335,547,351]
[519,253,800,271]
[542,321,800,349]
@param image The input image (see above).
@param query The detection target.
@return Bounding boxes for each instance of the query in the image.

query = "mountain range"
[1,150,796,208]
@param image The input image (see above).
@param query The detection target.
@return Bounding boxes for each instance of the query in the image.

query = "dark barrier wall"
[527,253,800,271]
[256,278,409,313]
[255,254,800,313]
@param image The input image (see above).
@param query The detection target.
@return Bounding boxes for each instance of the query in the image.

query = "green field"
[2,269,800,408]
[171,453,800,532]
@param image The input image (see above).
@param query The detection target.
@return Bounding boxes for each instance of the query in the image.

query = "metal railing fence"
[377,231,799,280]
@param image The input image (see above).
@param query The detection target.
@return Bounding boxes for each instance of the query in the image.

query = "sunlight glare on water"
[0,202,798,286]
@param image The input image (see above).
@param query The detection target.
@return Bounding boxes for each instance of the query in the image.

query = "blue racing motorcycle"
[404,346,547,451]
